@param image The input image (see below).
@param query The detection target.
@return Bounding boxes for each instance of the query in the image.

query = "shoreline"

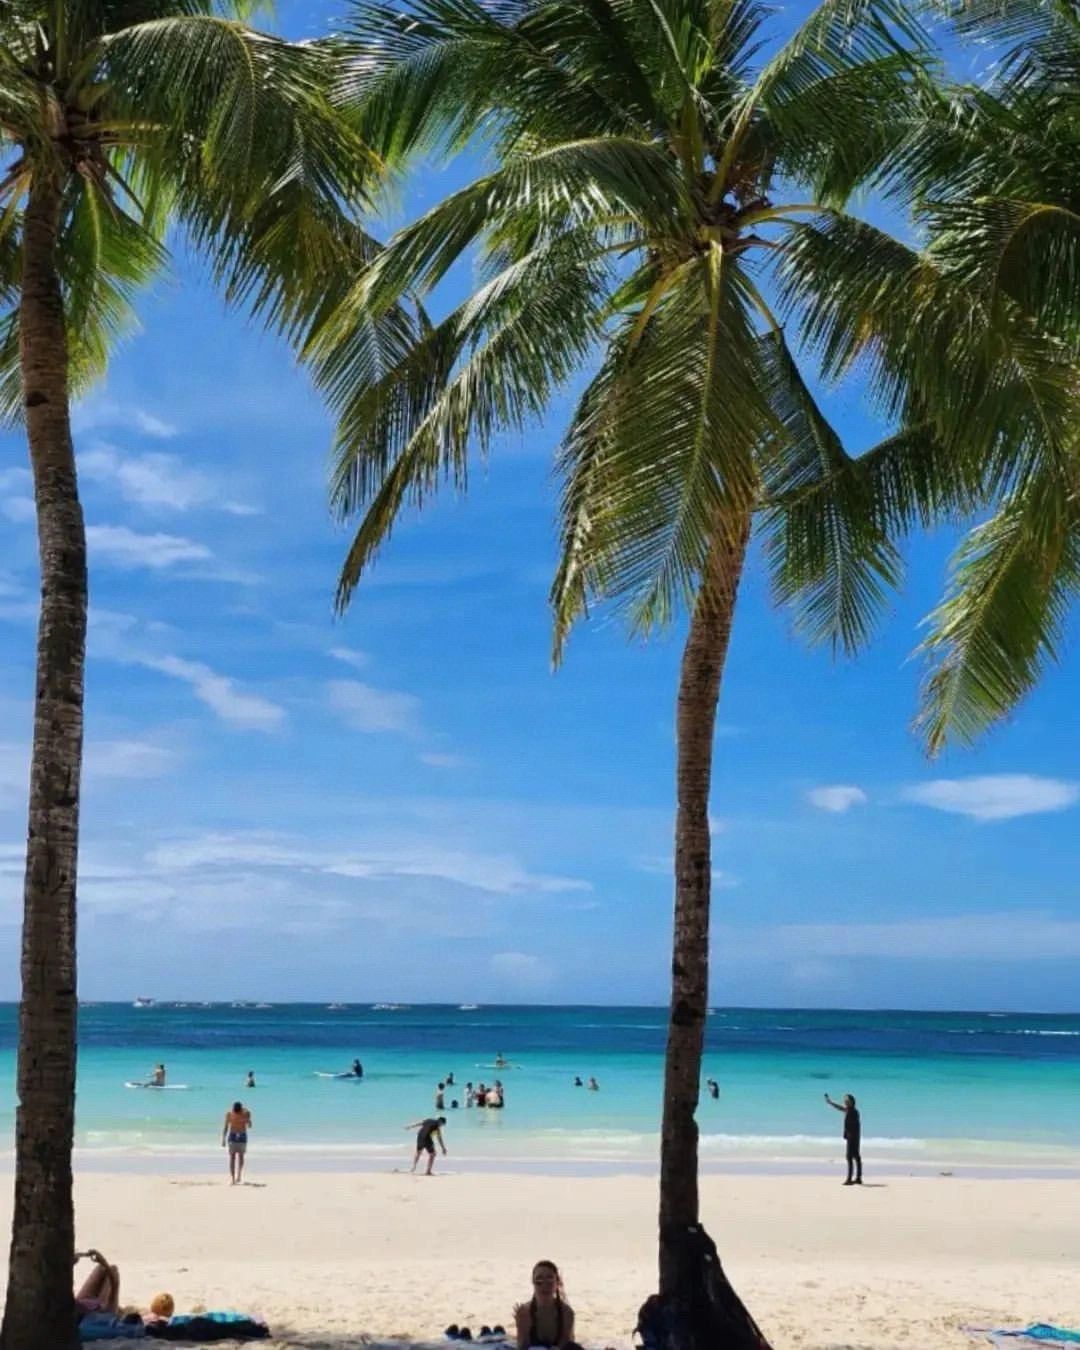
[32,1148,1080,1181]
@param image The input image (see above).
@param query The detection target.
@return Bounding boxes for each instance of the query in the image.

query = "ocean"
[1,1004,1078,1172]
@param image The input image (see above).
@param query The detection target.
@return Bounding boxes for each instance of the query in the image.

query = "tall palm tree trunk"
[2,172,85,1350]
[659,512,751,1300]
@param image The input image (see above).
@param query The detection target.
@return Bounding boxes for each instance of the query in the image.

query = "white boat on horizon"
[132,997,155,1009]
[458,1003,480,1011]
[371,1003,409,1011]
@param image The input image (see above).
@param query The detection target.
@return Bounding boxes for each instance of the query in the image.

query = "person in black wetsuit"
[351,1059,363,1078]
[407,1115,447,1175]
[514,1260,576,1350]
[824,1092,862,1184]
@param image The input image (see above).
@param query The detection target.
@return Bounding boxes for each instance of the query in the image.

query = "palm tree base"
[638,1224,774,1350]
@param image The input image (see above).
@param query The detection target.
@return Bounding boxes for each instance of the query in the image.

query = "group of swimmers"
[572,1076,599,1090]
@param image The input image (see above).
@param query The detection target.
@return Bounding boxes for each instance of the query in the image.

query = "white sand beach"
[8,1169,1076,1348]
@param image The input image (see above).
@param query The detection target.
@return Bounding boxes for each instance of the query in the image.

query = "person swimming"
[587,1077,599,1092]
[514,1260,576,1350]
[245,1071,256,1089]
[706,1078,719,1100]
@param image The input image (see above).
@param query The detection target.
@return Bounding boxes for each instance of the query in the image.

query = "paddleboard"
[314,1071,361,1080]
[124,1082,189,1090]
[475,1063,516,1070]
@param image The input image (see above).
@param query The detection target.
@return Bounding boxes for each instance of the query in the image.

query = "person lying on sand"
[514,1260,578,1350]
[75,1249,120,1318]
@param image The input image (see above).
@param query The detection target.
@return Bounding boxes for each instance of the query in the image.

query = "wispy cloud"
[0,744,27,807]
[488,950,553,988]
[72,399,178,440]
[85,740,176,780]
[80,445,257,516]
[901,775,1079,822]
[147,831,589,898]
[140,656,285,731]
[327,679,420,735]
[86,524,213,570]
[807,785,868,814]
[1,497,36,525]
[329,646,369,672]
[420,752,467,769]
[720,912,1080,962]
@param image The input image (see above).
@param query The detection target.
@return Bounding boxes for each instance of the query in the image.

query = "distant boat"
[255,1002,273,1009]
[371,1002,409,1011]
[327,1002,346,1011]
[459,1003,480,1011]
[132,997,154,1009]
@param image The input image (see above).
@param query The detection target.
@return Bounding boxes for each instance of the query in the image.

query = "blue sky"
[1,3,1078,1010]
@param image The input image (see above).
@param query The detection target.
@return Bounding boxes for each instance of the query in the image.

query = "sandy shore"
[4,1169,1077,1348]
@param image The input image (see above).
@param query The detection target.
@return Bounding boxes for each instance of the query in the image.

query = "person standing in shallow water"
[824,1093,862,1184]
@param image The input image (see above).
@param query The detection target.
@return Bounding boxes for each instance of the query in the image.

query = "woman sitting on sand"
[514,1260,576,1350]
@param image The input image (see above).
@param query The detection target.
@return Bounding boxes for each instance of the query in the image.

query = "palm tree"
[0,7,370,1346]
[311,0,957,1314]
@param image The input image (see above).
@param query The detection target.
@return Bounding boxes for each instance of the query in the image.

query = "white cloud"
[720,912,1080,962]
[72,399,178,439]
[140,656,285,731]
[80,445,256,516]
[85,740,175,780]
[901,775,1079,823]
[329,646,369,672]
[327,679,420,735]
[146,831,589,897]
[86,524,212,570]
[2,497,36,524]
[0,744,28,807]
[807,785,868,814]
[420,752,466,769]
[488,951,553,988]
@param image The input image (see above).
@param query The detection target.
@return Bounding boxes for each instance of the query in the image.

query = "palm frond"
[550,254,775,650]
[757,330,901,653]
[327,233,610,608]
[917,471,1080,752]
[356,137,686,316]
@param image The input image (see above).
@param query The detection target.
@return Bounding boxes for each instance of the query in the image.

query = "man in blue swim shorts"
[222,1100,252,1184]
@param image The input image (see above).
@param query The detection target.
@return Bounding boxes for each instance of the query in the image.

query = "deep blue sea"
[2,1004,1078,1170]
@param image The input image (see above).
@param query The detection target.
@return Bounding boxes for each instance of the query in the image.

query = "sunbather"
[75,1249,120,1317]
[514,1260,577,1350]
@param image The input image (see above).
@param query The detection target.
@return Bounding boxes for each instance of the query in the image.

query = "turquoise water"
[1,1004,1078,1169]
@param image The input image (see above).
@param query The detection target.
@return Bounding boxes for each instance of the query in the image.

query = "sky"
[1,4,1078,1011]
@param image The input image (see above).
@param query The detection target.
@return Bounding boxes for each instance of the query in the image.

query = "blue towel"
[967,1328,1080,1347]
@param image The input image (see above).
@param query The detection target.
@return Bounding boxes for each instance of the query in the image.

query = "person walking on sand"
[407,1115,447,1175]
[222,1100,252,1185]
[824,1093,862,1185]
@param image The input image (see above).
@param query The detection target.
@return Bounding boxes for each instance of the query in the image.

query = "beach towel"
[145,1311,269,1341]
[78,1313,146,1340]
[965,1328,1080,1348]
